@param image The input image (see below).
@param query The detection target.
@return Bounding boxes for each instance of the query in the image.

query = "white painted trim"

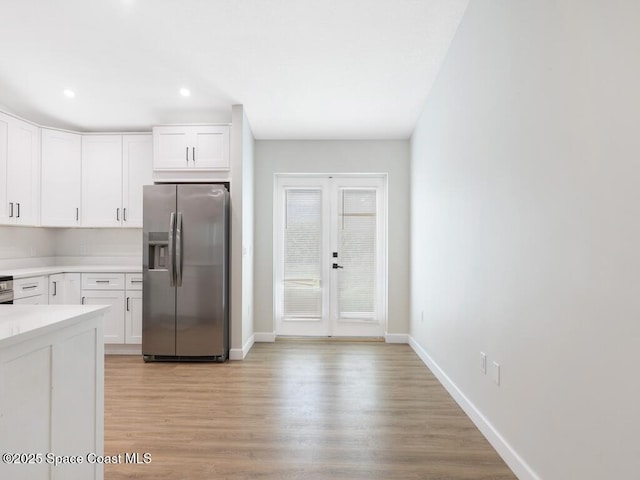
[254,332,276,342]
[408,336,540,480]
[384,333,409,344]
[230,333,255,360]
[105,344,142,355]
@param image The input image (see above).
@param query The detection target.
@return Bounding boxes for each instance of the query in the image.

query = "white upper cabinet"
[153,125,229,171]
[81,134,152,228]
[0,112,40,226]
[82,135,123,227]
[122,135,153,228]
[0,114,8,224]
[41,129,81,227]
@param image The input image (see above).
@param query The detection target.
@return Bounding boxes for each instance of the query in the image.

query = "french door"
[275,175,386,337]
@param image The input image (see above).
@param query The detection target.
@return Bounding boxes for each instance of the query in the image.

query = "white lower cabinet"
[81,272,142,345]
[125,290,142,344]
[48,273,81,304]
[81,290,126,344]
[13,276,48,305]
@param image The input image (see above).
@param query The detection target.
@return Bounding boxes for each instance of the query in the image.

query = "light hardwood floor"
[105,341,516,479]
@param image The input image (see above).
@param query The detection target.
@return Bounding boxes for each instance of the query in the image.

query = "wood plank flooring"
[104,341,516,479]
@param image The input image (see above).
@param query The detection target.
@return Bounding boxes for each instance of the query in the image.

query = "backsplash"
[54,228,142,257]
[0,227,56,267]
[0,227,142,268]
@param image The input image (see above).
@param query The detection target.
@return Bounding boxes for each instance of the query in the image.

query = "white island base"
[0,305,108,480]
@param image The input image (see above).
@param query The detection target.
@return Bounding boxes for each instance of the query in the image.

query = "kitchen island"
[0,305,109,480]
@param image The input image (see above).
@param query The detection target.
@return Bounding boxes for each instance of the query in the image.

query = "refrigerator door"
[175,184,228,357]
[142,184,177,356]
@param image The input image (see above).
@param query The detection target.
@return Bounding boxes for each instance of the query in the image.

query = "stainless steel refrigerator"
[142,184,229,361]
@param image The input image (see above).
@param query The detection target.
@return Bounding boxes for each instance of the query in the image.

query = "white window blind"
[283,188,322,318]
[338,188,376,319]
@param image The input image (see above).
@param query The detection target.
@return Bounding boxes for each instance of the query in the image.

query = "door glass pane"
[284,189,322,318]
[338,189,376,319]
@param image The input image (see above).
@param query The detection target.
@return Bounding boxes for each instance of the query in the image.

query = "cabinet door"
[82,290,125,344]
[192,126,229,170]
[122,135,153,228]
[49,273,81,305]
[49,273,65,304]
[41,129,81,226]
[7,118,40,225]
[125,290,142,344]
[0,113,9,224]
[153,126,190,170]
[82,135,123,227]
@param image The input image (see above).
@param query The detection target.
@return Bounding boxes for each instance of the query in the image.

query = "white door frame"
[273,173,388,337]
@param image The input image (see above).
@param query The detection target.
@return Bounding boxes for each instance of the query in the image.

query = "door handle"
[81,297,85,305]
[176,212,183,287]
[168,212,176,287]
[52,281,57,296]
[332,263,344,269]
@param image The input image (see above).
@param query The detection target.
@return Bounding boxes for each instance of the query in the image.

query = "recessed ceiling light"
[63,89,75,98]
[179,88,191,97]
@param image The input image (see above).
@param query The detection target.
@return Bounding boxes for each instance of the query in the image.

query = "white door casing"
[275,175,386,337]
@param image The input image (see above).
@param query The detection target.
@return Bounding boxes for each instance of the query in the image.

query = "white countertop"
[0,264,142,279]
[0,304,110,347]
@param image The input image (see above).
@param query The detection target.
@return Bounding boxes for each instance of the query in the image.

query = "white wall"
[241,110,255,346]
[254,140,410,336]
[410,1,640,478]
[230,105,255,357]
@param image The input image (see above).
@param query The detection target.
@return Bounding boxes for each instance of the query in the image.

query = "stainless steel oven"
[0,276,14,304]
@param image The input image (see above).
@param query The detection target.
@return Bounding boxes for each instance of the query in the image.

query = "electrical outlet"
[492,361,501,385]
[480,352,487,374]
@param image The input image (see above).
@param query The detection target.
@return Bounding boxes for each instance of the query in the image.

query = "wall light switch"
[480,352,487,374]
[492,361,501,385]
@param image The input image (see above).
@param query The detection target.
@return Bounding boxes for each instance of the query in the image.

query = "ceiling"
[0,0,468,139]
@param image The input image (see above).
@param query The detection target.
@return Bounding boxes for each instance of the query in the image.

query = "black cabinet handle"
[123,208,127,221]
[76,207,79,221]
[186,146,189,163]
[9,202,13,218]
[117,208,120,221]
[52,281,57,296]
[126,297,130,311]
[192,147,195,163]
[332,263,344,269]
[16,203,20,218]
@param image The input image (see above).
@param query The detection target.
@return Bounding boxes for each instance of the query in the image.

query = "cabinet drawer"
[81,273,125,290]
[13,276,47,300]
[125,273,143,291]
[13,294,47,305]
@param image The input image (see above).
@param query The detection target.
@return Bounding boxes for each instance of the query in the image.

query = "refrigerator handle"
[176,212,183,287]
[168,212,176,287]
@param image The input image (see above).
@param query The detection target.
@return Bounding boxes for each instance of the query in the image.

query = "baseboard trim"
[408,336,539,480]
[230,334,256,361]
[384,333,409,344]
[254,332,276,342]
[105,344,142,356]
